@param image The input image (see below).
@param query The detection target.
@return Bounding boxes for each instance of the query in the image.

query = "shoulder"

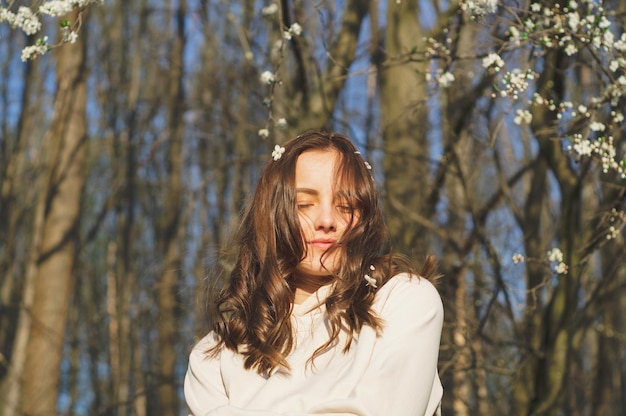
[373,273,443,323]
[189,332,221,363]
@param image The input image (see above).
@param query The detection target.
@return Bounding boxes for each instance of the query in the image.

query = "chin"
[297,261,336,277]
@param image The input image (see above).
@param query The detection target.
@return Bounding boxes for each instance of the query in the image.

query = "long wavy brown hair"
[208,130,438,376]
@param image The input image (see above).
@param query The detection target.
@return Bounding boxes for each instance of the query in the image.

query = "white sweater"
[185,273,444,416]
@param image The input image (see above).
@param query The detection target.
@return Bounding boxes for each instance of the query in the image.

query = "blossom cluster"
[424,35,455,87]
[547,248,568,275]
[606,209,625,241]
[460,0,498,19]
[1,1,102,60]
[283,23,302,41]
[568,134,625,178]
[511,248,569,275]
[482,52,504,71]
[1,6,41,35]
[21,37,49,61]
[39,0,97,17]
[425,69,455,88]
[500,69,536,100]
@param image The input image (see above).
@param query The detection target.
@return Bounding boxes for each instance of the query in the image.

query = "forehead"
[295,149,341,188]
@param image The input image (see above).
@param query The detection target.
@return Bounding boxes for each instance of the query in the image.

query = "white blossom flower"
[259,71,275,85]
[39,1,74,17]
[501,68,535,98]
[289,23,302,36]
[512,253,525,264]
[271,144,285,160]
[590,121,606,132]
[570,134,592,156]
[567,12,580,31]
[14,6,41,35]
[461,0,497,18]
[261,3,279,16]
[438,72,455,88]
[609,60,621,72]
[598,16,611,30]
[258,128,270,138]
[547,248,563,263]
[482,53,504,71]
[63,30,79,44]
[508,26,521,45]
[0,7,15,23]
[603,31,614,49]
[21,37,48,61]
[276,118,287,129]
[614,34,626,51]
[555,262,568,274]
[283,23,303,40]
[514,109,533,125]
[564,43,578,56]
[364,274,377,288]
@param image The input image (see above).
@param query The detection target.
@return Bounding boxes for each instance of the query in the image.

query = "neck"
[291,271,333,304]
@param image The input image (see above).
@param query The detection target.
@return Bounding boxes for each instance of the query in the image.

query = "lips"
[310,238,335,250]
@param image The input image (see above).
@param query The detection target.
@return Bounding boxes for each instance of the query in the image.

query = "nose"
[314,202,337,232]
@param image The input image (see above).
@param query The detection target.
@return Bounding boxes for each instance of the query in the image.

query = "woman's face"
[294,149,354,277]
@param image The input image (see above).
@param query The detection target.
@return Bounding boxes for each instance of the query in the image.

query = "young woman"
[185,131,444,415]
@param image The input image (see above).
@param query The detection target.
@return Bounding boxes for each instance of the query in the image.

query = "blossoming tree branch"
[0,0,101,61]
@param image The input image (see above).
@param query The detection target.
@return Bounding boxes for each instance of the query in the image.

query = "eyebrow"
[296,188,350,202]
[295,188,319,196]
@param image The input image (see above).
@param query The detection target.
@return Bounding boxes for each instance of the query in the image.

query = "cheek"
[297,212,314,235]
[338,213,359,234]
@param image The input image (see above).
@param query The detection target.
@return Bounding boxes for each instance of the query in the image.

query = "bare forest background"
[0,0,625,415]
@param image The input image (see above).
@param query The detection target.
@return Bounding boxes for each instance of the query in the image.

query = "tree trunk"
[21,8,89,415]
[0,35,41,416]
[379,0,430,256]
[156,0,186,413]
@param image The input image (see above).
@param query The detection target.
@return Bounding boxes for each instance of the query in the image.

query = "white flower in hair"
[364,274,377,288]
[353,150,372,170]
[272,144,285,161]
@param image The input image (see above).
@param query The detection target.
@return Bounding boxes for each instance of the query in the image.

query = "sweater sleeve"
[184,333,229,415]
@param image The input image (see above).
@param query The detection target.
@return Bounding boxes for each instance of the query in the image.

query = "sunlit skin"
[292,149,355,304]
